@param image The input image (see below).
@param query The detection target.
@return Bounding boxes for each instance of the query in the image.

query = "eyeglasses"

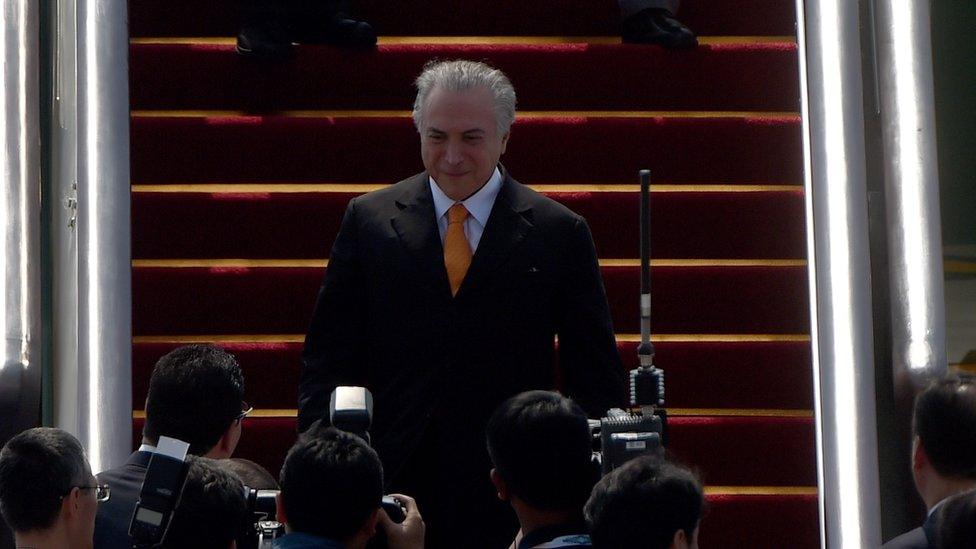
[65,484,111,502]
[235,401,254,423]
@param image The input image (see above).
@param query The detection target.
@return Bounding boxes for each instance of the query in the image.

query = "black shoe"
[621,8,698,49]
[237,21,294,59]
[293,12,377,48]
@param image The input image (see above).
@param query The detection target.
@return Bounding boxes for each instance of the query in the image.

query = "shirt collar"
[137,444,157,453]
[429,167,503,227]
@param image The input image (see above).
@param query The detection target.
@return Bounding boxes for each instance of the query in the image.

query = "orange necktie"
[444,203,472,296]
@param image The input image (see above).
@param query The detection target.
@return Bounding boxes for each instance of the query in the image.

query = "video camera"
[590,361,667,474]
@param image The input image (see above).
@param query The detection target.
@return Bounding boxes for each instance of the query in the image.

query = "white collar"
[137,444,157,454]
[429,167,503,227]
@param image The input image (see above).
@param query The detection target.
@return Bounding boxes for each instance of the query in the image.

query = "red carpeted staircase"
[127,0,818,546]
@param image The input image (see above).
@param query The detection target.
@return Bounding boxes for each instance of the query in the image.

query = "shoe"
[237,21,294,59]
[621,8,698,49]
[293,11,377,48]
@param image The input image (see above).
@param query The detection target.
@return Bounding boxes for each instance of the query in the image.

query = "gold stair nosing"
[132,333,811,344]
[131,183,804,193]
[130,258,808,268]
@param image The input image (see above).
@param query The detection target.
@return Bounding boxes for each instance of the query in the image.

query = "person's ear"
[362,508,381,538]
[207,424,239,459]
[62,486,81,518]
[275,492,288,526]
[500,132,510,154]
[670,528,689,549]
[913,437,928,472]
[490,468,510,501]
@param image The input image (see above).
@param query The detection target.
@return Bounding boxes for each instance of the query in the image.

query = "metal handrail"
[796,0,884,546]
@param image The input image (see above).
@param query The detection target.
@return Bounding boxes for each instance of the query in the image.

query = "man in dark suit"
[299,59,626,548]
[93,345,249,549]
[884,374,976,548]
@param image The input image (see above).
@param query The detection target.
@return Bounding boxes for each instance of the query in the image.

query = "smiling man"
[299,60,626,548]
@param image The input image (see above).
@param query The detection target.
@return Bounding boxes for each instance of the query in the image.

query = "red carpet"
[131,114,802,184]
[133,190,807,259]
[128,0,818,545]
[130,43,799,111]
[131,264,810,334]
[128,0,796,37]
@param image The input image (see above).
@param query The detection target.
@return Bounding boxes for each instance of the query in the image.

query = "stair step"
[131,263,810,335]
[131,114,802,185]
[132,336,813,410]
[700,492,819,548]
[128,0,796,38]
[129,42,798,111]
[131,414,814,487]
[132,189,806,260]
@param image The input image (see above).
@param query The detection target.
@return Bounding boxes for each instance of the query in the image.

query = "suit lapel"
[457,173,534,298]
[390,174,452,298]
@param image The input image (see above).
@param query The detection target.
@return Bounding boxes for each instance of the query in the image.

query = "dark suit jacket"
[883,512,936,549]
[94,451,152,549]
[299,169,626,546]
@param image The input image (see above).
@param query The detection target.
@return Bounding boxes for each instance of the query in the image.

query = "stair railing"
[873,0,947,393]
[1,0,44,444]
[50,0,133,474]
[796,0,884,546]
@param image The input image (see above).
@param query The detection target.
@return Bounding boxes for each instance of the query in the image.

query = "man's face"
[419,85,509,201]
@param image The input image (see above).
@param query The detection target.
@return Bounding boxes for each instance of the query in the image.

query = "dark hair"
[162,456,247,549]
[279,426,383,540]
[144,344,245,455]
[223,458,279,490]
[913,374,976,479]
[0,428,89,532]
[486,390,596,509]
[585,456,703,549]
[933,489,976,549]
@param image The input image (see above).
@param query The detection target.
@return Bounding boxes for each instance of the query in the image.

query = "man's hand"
[377,493,425,549]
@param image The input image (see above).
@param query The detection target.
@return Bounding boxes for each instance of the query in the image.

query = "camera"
[590,365,667,474]
[237,386,405,549]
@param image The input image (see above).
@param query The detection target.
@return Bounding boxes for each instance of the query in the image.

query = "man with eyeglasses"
[94,344,248,549]
[0,427,108,549]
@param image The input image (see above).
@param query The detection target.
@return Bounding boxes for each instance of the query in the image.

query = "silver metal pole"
[52,0,81,443]
[0,0,43,441]
[874,0,947,392]
[796,0,883,547]
[75,0,132,473]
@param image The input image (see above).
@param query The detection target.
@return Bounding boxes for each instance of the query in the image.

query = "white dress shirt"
[429,167,503,253]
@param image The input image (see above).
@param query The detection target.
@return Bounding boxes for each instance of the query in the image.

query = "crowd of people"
[1,345,702,549]
[2,343,975,548]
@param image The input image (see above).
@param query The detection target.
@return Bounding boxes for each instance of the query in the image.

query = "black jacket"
[298,170,626,547]
[94,451,153,549]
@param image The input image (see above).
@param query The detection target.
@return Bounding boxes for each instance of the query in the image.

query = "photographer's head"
[0,427,102,549]
[585,456,703,549]
[143,344,247,458]
[162,455,247,549]
[486,390,596,514]
[278,426,384,547]
[911,374,976,509]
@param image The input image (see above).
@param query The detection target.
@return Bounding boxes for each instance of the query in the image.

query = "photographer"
[486,391,596,549]
[584,456,702,549]
[275,426,424,549]
[95,344,248,549]
[160,455,248,549]
[0,427,106,549]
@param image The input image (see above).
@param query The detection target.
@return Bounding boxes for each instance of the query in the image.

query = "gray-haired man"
[299,59,626,547]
